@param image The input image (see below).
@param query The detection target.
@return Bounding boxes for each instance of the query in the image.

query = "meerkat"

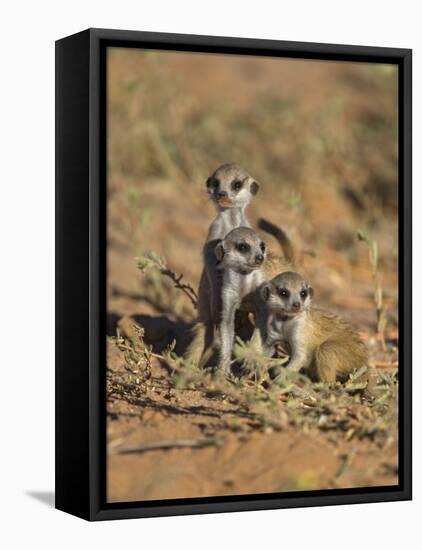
[251,271,368,383]
[212,227,268,373]
[184,163,260,365]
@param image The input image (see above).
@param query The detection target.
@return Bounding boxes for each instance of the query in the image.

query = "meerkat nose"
[217,190,228,198]
[255,254,264,265]
[292,301,300,309]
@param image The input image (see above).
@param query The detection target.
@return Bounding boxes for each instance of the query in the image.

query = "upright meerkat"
[212,227,268,373]
[185,163,260,365]
[252,271,368,383]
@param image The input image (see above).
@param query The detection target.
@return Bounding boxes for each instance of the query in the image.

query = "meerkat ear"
[308,287,314,298]
[250,180,259,195]
[214,242,225,261]
[260,282,273,301]
[206,176,213,189]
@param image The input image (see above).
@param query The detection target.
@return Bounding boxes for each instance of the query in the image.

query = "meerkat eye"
[300,289,308,299]
[279,288,289,298]
[236,242,250,253]
[207,178,219,189]
[260,242,266,253]
[231,180,243,191]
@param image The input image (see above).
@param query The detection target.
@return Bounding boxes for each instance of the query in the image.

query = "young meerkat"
[185,163,260,365]
[252,271,368,383]
[213,227,267,373]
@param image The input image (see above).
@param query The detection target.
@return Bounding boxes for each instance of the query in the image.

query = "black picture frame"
[55,28,412,521]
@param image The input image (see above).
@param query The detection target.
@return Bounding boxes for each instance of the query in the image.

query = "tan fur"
[262,251,294,280]
[305,310,368,382]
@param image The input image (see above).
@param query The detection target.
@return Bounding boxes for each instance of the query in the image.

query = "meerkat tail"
[257,218,295,265]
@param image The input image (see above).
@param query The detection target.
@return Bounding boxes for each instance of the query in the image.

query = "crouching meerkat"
[252,271,369,383]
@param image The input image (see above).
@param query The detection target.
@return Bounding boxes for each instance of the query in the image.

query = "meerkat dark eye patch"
[236,242,250,253]
[250,180,259,195]
[207,177,219,189]
[278,287,290,298]
[300,289,308,299]
[260,242,266,253]
[231,180,243,191]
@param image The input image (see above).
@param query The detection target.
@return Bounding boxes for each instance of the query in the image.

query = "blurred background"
[107,47,398,351]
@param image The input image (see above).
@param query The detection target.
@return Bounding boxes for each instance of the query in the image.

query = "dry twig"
[112,437,223,455]
[137,251,197,308]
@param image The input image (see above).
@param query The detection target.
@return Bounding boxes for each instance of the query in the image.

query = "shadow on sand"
[107,311,191,355]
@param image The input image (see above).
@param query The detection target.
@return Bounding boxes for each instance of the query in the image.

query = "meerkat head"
[206,163,259,209]
[214,227,266,275]
[260,271,313,317]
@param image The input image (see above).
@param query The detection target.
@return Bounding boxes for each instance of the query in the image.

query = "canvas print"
[106,48,399,503]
